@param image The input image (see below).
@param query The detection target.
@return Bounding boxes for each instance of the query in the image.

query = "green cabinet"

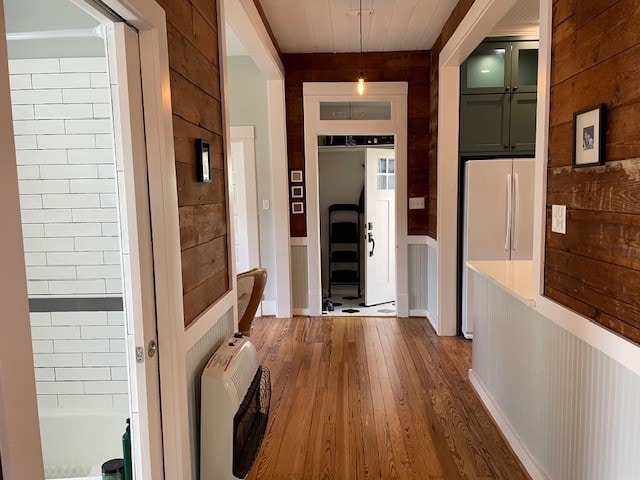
[459,39,538,155]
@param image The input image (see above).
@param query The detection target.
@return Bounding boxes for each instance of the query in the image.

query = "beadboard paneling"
[408,244,429,311]
[185,308,234,477]
[472,272,640,479]
[546,0,640,345]
[291,245,309,310]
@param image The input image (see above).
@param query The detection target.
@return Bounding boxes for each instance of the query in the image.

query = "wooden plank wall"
[156,0,230,327]
[546,0,640,344]
[428,0,477,239]
[283,52,430,237]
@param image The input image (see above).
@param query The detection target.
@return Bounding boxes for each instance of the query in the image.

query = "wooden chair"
[237,268,268,336]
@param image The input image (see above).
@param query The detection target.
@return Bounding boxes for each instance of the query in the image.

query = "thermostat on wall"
[196,139,211,183]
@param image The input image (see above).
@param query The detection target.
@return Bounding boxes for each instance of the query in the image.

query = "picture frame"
[290,170,303,183]
[195,139,212,182]
[573,104,606,167]
[291,202,304,214]
[291,186,303,198]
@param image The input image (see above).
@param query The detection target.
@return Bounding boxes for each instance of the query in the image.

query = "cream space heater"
[200,334,271,479]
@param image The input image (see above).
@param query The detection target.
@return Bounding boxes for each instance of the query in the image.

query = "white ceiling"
[495,0,539,29]
[257,0,461,53]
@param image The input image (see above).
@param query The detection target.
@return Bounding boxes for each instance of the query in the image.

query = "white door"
[110,23,163,479]
[229,126,260,278]
[364,148,396,306]
[231,141,250,273]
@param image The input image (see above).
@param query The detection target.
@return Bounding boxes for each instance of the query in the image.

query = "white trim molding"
[225,0,291,318]
[302,81,409,317]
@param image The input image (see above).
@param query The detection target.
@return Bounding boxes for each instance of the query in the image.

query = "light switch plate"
[262,199,270,210]
[409,197,425,210]
[552,205,567,234]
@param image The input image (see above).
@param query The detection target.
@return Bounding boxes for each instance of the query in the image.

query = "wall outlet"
[409,197,425,210]
[262,199,270,210]
[552,205,567,234]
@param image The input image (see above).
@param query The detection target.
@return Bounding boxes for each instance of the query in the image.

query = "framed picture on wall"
[290,170,303,183]
[291,186,303,198]
[573,104,606,167]
[291,202,304,214]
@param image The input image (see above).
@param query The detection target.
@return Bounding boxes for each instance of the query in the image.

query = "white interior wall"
[226,55,276,303]
[10,55,128,412]
[318,149,364,295]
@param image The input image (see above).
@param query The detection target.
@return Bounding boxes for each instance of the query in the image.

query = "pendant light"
[357,0,365,95]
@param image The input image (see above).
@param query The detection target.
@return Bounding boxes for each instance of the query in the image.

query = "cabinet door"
[511,41,539,93]
[459,94,510,153]
[509,93,537,153]
[460,42,512,94]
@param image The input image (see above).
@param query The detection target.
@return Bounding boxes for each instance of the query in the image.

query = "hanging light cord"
[359,0,363,74]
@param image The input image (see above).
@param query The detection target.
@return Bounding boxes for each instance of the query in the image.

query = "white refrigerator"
[462,158,535,338]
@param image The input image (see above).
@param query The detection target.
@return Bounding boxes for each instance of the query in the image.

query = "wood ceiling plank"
[401,0,439,51]
[366,0,393,52]
[305,0,334,52]
[418,0,459,49]
[383,0,419,51]
[330,0,353,53]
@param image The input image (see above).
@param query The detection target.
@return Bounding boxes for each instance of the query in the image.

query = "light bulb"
[357,76,365,95]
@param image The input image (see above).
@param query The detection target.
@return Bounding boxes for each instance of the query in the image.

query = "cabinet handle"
[505,87,511,92]
[513,86,518,91]
[511,145,516,150]
[504,145,509,150]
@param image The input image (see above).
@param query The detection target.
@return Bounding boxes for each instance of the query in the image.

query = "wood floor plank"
[246,316,530,480]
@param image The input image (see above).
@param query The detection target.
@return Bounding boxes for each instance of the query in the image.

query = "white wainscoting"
[471,272,640,480]
[408,244,428,315]
[290,244,309,314]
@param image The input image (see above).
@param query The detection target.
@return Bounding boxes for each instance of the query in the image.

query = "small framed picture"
[291,202,304,214]
[291,186,303,198]
[573,104,606,167]
[290,170,303,183]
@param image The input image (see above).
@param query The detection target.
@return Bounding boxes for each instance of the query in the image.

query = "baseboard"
[426,309,438,332]
[261,300,276,316]
[468,370,548,480]
[292,308,309,316]
[463,332,474,340]
[409,309,427,317]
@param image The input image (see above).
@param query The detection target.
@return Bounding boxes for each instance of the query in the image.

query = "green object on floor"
[122,418,133,480]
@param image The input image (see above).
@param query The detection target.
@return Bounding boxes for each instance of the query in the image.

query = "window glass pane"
[518,48,539,87]
[466,49,506,89]
[377,159,387,173]
[377,175,386,190]
[388,159,395,174]
[388,175,395,190]
[319,101,392,120]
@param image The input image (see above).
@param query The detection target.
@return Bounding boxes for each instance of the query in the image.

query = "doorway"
[0,0,165,477]
[303,82,409,317]
[318,136,397,317]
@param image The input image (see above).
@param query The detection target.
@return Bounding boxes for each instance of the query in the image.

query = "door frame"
[223,0,291,318]
[230,126,261,274]
[303,82,409,317]
[0,0,182,477]
[436,0,521,336]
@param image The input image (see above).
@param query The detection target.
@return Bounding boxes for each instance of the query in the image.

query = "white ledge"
[467,260,535,307]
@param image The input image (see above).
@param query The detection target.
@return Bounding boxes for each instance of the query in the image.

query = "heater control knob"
[234,332,243,339]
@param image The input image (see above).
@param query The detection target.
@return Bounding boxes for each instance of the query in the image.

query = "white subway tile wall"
[10,57,127,409]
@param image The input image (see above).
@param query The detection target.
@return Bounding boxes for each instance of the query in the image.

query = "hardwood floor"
[247,316,529,480]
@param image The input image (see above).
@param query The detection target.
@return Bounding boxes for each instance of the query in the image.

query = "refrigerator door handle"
[505,173,512,251]
[513,173,520,250]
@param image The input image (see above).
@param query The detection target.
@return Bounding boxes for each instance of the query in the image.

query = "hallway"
[247,316,529,479]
